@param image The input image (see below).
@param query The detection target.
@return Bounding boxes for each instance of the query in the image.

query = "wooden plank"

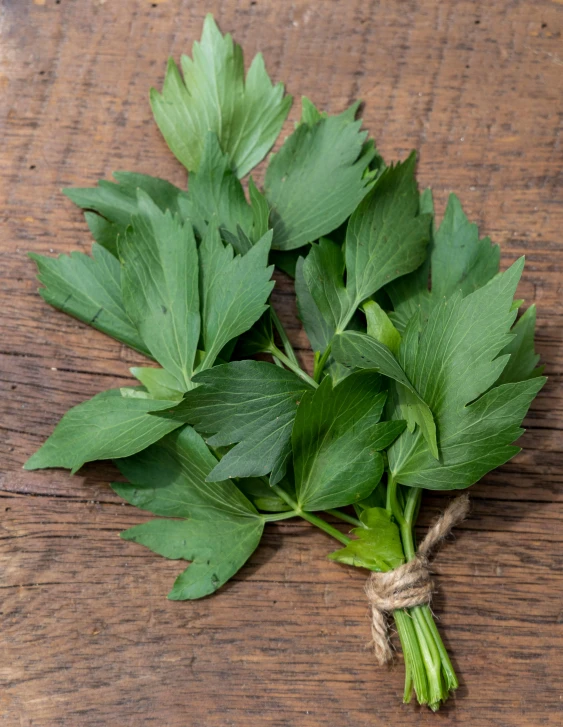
[1,0,562,725]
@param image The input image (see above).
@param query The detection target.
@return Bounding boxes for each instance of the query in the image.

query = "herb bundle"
[25,15,545,710]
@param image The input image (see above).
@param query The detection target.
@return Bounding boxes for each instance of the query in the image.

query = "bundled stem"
[264,321,461,710]
[386,477,461,709]
[269,477,461,709]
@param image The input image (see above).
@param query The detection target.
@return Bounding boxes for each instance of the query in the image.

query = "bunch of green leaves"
[26,14,545,711]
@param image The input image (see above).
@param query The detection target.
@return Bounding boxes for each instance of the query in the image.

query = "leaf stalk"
[269,344,318,388]
[325,509,362,527]
[270,484,351,545]
[270,306,299,366]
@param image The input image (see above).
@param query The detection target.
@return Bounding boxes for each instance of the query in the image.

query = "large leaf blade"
[387,191,500,331]
[64,173,186,257]
[198,228,274,369]
[160,361,312,484]
[180,132,253,239]
[150,15,291,177]
[332,331,438,458]
[301,238,351,333]
[264,101,375,250]
[292,371,405,511]
[29,244,149,356]
[114,427,259,519]
[121,518,264,600]
[393,377,545,489]
[431,193,500,300]
[345,153,431,306]
[120,193,200,390]
[496,305,543,385]
[24,390,181,474]
[113,426,264,599]
[295,255,334,353]
[389,259,546,489]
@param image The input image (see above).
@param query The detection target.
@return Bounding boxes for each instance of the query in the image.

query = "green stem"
[262,510,299,523]
[270,307,299,366]
[325,509,361,527]
[403,659,413,704]
[313,300,360,382]
[269,345,318,389]
[398,484,457,708]
[393,609,429,705]
[313,343,332,382]
[387,475,406,528]
[385,477,393,513]
[421,605,458,692]
[313,300,360,383]
[403,487,421,540]
[270,485,351,546]
[411,607,443,708]
[403,491,444,698]
[300,513,350,545]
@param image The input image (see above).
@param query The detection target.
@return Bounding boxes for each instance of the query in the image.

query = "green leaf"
[235,310,274,357]
[113,427,264,599]
[299,157,430,338]
[389,259,546,489]
[292,371,406,511]
[329,507,404,571]
[24,390,181,474]
[431,193,500,299]
[179,132,253,239]
[354,482,387,513]
[302,237,351,332]
[119,387,154,400]
[270,248,306,277]
[84,212,118,255]
[296,250,364,383]
[218,175,270,254]
[295,255,334,352]
[160,361,311,484]
[130,367,184,401]
[264,100,376,250]
[29,244,150,356]
[235,478,292,512]
[344,153,431,307]
[387,191,499,331]
[150,14,292,178]
[496,305,544,385]
[120,193,200,390]
[384,188,434,332]
[248,177,270,242]
[64,172,186,257]
[299,96,327,126]
[122,518,264,600]
[363,300,401,355]
[332,331,438,459]
[114,427,259,519]
[198,227,274,369]
[221,226,254,256]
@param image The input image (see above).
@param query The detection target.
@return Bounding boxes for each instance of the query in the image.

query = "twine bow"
[365,494,470,665]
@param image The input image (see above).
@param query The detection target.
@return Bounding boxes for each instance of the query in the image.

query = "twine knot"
[365,494,470,665]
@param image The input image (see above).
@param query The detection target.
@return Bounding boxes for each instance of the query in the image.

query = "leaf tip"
[23,451,41,471]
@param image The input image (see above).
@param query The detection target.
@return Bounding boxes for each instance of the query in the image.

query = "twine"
[365,494,470,664]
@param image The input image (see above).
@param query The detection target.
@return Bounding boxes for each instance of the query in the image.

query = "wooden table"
[1,1,562,725]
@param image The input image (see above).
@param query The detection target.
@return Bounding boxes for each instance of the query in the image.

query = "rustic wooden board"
[1,1,562,725]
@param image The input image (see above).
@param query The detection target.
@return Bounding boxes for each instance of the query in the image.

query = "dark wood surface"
[1,1,562,725]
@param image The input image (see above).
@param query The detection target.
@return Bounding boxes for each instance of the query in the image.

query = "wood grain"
[1,1,562,725]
